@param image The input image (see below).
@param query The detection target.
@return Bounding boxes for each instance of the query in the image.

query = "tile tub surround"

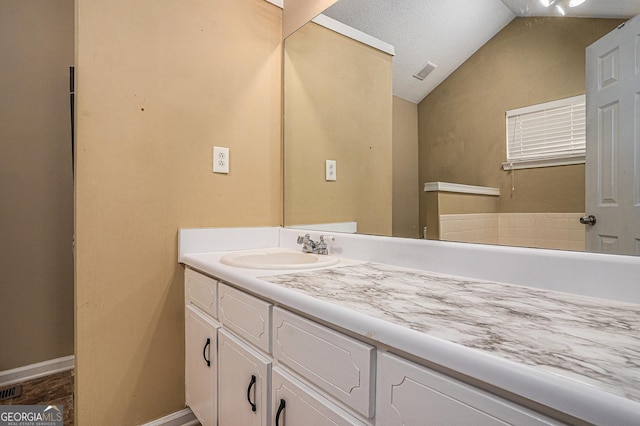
[439,213,585,251]
[179,227,640,424]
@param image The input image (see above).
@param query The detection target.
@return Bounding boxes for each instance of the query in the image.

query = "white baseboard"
[0,355,75,387]
[141,408,198,426]
[1,357,197,426]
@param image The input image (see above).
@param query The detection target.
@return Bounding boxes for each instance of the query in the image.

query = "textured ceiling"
[322,0,640,103]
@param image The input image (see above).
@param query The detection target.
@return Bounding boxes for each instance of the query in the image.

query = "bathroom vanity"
[179,227,640,426]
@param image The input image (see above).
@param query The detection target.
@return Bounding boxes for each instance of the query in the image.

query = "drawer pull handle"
[275,398,285,425]
[203,338,211,367]
[247,375,257,412]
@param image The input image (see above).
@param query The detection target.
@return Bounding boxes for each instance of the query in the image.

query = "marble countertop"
[182,249,640,424]
[262,262,640,405]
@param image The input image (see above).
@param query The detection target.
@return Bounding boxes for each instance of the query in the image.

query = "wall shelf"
[423,182,500,197]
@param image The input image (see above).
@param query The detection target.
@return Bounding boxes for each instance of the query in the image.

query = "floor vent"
[0,384,22,401]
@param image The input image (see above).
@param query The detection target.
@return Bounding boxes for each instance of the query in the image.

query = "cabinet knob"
[247,375,257,412]
[275,398,286,425]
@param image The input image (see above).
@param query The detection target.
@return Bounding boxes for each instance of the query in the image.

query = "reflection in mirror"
[283,0,638,255]
[283,20,394,237]
[418,16,620,252]
[282,0,338,38]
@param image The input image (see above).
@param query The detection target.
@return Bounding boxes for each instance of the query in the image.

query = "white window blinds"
[505,95,585,169]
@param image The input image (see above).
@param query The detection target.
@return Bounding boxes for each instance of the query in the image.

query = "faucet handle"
[316,236,328,255]
[296,233,310,245]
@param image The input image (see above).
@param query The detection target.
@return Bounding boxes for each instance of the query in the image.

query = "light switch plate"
[325,160,336,181]
[213,146,229,174]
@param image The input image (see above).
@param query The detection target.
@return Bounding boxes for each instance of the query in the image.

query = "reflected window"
[503,94,585,170]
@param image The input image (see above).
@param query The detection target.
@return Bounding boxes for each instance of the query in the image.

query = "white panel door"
[585,14,640,255]
[218,329,271,426]
[185,305,219,426]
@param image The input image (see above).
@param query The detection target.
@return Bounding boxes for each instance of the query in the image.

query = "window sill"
[502,155,585,171]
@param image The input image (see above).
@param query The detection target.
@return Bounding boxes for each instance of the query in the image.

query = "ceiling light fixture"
[540,0,588,9]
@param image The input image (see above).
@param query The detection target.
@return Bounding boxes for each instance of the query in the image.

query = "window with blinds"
[503,94,586,170]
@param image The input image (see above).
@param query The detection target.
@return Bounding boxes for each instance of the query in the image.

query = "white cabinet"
[218,329,271,426]
[218,282,271,353]
[376,352,561,426]
[273,307,374,418]
[272,367,368,426]
[185,305,219,426]
[185,267,217,317]
[184,267,560,426]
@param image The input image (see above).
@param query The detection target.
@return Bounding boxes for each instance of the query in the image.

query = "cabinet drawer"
[185,268,217,318]
[218,283,272,353]
[272,367,367,426]
[377,352,561,426]
[272,308,374,418]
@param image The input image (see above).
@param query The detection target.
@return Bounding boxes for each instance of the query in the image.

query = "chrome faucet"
[297,233,317,253]
[296,234,331,255]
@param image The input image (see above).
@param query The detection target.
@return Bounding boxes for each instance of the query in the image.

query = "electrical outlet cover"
[213,146,229,174]
[325,160,336,181]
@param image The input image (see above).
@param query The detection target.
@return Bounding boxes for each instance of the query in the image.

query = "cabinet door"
[218,329,271,426]
[377,352,560,426]
[185,305,219,426]
[272,367,367,426]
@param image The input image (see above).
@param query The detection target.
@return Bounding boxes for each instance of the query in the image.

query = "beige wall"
[74,0,282,424]
[0,0,74,370]
[425,192,440,239]
[438,192,500,215]
[392,96,420,238]
[283,0,337,38]
[284,22,393,236]
[418,18,622,233]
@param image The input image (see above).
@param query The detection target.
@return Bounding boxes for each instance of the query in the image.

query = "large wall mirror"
[283,0,640,256]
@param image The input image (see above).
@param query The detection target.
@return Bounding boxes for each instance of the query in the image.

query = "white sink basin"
[220,248,339,270]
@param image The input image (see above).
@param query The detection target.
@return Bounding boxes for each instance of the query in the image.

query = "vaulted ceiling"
[322,0,640,103]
